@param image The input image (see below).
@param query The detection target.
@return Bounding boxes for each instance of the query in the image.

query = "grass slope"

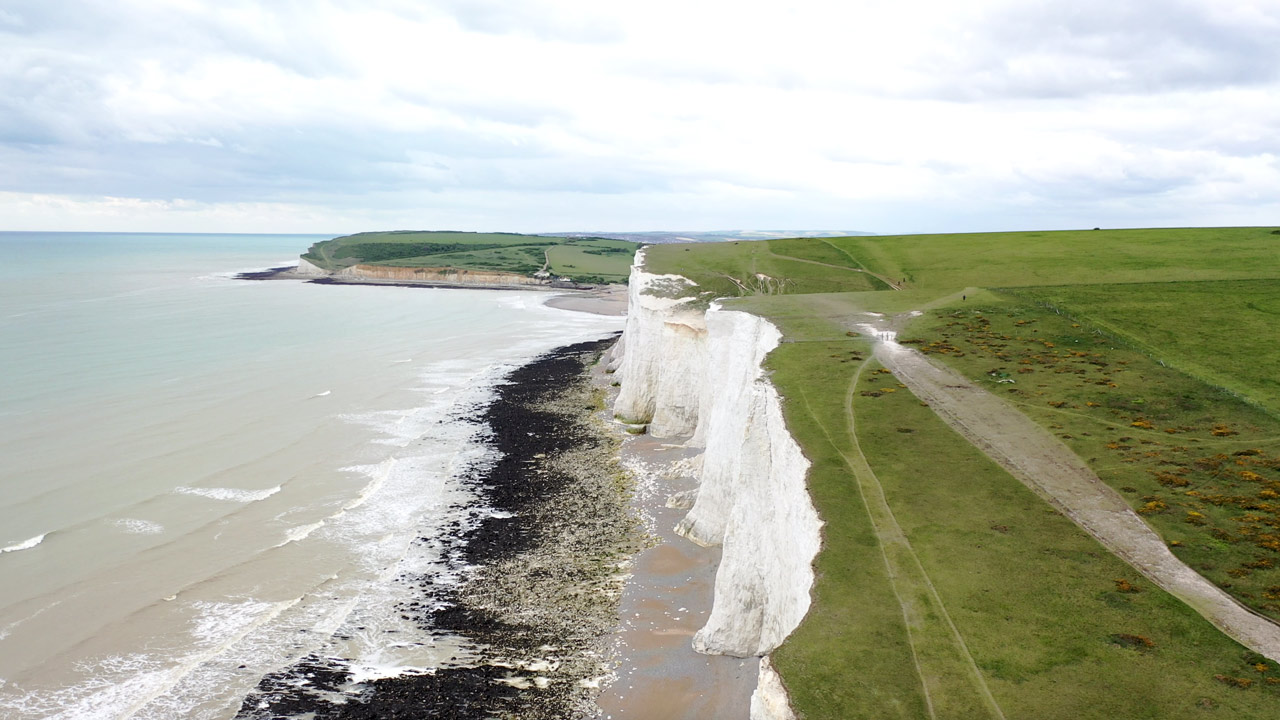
[854,358,1280,718]
[642,227,1280,718]
[650,227,1280,291]
[644,240,888,296]
[828,227,1280,290]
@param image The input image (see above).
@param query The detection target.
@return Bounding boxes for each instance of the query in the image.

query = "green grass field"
[901,296,1280,621]
[545,239,635,283]
[643,227,1280,718]
[826,227,1280,289]
[302,230,637,283]
[646,227,1280,293]
[1009,280,1280,416]
[644,240,889,296]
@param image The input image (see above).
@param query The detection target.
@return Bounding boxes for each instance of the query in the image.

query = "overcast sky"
[3,0,1279,234]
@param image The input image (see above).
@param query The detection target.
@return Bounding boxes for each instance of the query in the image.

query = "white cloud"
[2,0,1279,232]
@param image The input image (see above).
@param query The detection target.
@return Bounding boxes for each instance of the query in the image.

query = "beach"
[230,328,760,719]
[238,336,643,719]
[241,265,631,319]
[593,434,756,720]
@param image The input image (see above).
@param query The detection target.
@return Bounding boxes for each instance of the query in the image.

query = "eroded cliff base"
[593,434,756,720]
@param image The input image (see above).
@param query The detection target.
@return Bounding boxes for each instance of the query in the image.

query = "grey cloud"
[939,0,1280,100]
[1012,164,1200,204]
[0,49,112,145]
[0,109,675,204]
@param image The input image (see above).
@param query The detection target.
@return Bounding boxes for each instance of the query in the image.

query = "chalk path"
[872,335,1280,663]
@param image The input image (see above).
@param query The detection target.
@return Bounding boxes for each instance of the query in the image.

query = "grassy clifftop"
[649,226,1280,718]
[303,230,637,285]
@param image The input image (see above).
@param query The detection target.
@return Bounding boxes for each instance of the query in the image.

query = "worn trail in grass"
[870,333,1280,664]
[899,295,1280,622]
[832,359,1005,720]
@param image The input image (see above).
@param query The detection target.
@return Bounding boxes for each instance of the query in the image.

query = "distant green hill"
[302,230,638,284]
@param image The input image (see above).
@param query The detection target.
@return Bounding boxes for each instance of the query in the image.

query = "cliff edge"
[610,249,821,719]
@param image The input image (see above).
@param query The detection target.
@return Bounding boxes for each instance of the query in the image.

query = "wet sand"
[545,285,629,317]
[592,432,757,719]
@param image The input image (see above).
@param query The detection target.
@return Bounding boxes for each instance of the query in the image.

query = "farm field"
[648,227,1280,718]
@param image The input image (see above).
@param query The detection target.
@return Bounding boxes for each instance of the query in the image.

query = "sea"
[0,232,626,719]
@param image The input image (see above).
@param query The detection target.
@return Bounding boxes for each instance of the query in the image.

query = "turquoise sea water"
[0,232,624,718]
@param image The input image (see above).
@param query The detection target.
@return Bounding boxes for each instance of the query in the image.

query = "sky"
[2,0,1279,235]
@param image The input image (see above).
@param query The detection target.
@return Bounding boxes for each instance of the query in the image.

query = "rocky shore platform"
[236,335,641,719]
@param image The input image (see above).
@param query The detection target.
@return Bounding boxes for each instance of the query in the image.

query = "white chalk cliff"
[295,256,329,276]
[612,249,822,716]
[613,266,708,436]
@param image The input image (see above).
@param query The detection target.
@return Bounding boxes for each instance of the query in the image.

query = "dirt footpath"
[872,337,1280,664]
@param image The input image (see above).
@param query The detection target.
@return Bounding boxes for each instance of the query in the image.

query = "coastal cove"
[0,232,629,719]
[11,228,1280,719]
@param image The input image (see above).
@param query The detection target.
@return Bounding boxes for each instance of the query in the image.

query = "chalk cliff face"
[293,258,548,286]
[295,257,329,276]
[677,308,783,547]
[613,250,822,712]
[612,257,707,437]
[750,657,798,720]
[690,370,819,658]
[337,264,546,286]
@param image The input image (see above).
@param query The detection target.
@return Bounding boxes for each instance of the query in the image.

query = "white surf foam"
[199,261,300,281]
[1,534,46,554]
[0,598,302,720]
[274,521,326,548]
[339,458,396,514]
[173,486,282,503]
[113,519,165,535]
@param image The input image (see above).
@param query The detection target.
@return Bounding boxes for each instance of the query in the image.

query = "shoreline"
[237,335,639,719]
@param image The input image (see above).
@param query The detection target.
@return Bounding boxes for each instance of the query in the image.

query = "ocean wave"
[1,533,46,554]
[0,598,303,720]
[173,486,282,503]
[339,458,396,513]
[274,520,326,548]
[113,519,166,535]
